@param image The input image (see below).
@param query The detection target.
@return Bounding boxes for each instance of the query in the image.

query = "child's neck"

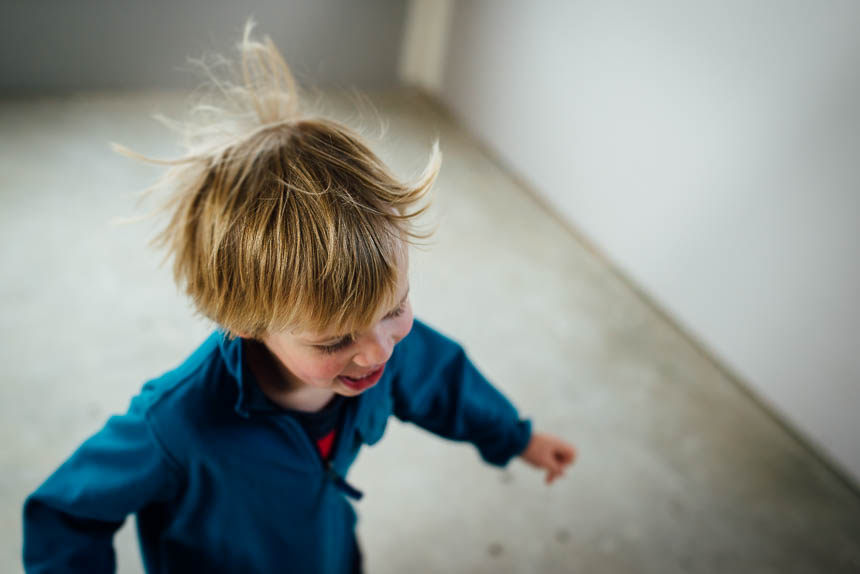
[272,386,337,412]
[243,339,336,413]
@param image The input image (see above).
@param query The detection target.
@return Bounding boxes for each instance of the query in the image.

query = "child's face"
[259,265,413,397]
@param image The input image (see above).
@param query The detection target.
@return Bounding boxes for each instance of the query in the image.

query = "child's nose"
[353,326,394,367]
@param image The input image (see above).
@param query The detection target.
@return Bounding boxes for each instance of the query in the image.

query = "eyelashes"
[318,335,354,354]
[385,303,407,320]
[316,302,407,355]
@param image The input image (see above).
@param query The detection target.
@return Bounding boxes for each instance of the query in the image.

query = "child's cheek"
[395,308,415,341]
[311,355,350,381]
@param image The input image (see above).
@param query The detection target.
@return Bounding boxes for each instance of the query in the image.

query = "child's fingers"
[554,444,577,465]
[547,450,572,483]
[546,468,564,484]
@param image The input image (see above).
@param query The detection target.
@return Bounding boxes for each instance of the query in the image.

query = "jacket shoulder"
[132,332,219,401]
[131,332,232,436]
[391,317,464,369]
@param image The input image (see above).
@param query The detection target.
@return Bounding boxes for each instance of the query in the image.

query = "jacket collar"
[216,330,279,418]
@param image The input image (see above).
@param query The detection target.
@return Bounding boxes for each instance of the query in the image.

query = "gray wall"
[0,0,407,93]
[438,0,860,483]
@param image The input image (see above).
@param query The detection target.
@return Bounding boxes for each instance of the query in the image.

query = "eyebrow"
[307,287,410,345]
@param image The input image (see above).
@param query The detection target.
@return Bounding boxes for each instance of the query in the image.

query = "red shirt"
[283,394,347,462]
[315,430,337,460]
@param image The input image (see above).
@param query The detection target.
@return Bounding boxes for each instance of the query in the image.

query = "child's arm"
[390,319,534,467]
[22,390,182,573]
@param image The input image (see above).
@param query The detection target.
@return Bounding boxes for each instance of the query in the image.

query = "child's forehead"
[275,245,410,341]
[290,281,410,344]
[290,321,354,343]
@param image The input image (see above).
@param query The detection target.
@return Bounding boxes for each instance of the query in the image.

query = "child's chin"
[336,378,365,392]
[333,386,364,398]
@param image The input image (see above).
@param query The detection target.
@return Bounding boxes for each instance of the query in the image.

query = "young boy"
[22,21,576,574]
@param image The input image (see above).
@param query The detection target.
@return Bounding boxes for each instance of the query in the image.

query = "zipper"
[322,403,365,500]
[274,407,365,501]
[325,459,364,500]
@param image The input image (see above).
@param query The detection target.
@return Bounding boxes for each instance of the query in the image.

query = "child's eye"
[316,302,406,354]
[317,336,354,354]
[385,302,406,319]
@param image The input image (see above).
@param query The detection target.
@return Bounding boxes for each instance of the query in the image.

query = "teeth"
[341,366,382,384]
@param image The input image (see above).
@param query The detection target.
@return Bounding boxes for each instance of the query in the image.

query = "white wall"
[0,0,407,93]
[433,0,860,483]
[399,0,452,94]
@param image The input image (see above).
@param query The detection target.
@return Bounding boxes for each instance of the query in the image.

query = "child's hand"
[519,432,577,485]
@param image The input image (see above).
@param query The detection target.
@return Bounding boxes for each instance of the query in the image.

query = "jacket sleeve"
[22,390,182,574]
[390,319,533,467]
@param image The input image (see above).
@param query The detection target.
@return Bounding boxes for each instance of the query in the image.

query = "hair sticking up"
[111,17,442,339]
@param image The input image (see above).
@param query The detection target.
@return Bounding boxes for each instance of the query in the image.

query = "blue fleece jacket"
[22,318,532,573]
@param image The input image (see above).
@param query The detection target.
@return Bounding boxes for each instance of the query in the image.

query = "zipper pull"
[326,460,364,500]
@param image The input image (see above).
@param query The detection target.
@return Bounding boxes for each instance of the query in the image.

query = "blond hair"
[113,18,441,338]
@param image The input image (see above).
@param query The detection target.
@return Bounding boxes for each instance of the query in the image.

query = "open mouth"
[337,365,385,390]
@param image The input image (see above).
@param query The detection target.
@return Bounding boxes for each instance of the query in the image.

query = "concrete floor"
[2,89,859,573]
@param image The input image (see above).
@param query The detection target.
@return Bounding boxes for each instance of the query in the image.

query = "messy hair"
[113,18,441,338]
